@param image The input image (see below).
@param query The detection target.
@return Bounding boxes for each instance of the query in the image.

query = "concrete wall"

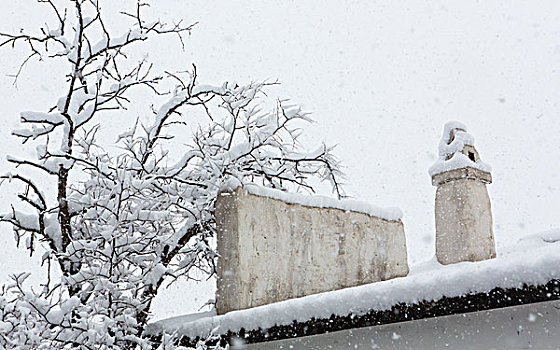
[239,300,560,350]
[434,171,496,265]
[215,188,409,315]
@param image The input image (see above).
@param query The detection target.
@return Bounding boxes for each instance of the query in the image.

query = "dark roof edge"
[149,279,560,348]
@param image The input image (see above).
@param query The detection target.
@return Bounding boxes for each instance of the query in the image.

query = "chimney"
[214,186,408,314]
[429,122,496,265]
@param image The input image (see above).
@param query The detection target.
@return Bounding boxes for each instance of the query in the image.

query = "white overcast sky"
[1,0,560,320]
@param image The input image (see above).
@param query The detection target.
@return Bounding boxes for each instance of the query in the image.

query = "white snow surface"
[147,229,560,339]
[221,182,403,221]
[429,121,492,176]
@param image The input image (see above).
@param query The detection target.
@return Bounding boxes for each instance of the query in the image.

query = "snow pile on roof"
[151,310,216,332]
[220,182,403,221]
[429,121,492,177]
[147,229,560,339]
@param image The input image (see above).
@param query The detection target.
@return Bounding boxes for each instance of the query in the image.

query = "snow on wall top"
[429,121,491,177]
[220,182,403,221]
[147,229,560,339]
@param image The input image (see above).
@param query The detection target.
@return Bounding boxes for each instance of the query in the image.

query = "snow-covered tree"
[0,1,343,349]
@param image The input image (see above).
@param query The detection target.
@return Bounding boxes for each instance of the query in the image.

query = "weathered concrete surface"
[434,169,496,265]
[432,167,492,186]
[238,300,560,350]
[215,188,409,315]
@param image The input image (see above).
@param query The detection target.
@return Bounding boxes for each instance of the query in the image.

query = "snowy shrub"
[0,0,343,348]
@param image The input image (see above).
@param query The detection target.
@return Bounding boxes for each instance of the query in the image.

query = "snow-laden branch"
[0,1,344,349]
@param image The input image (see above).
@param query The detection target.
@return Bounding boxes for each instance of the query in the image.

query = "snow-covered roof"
[147,229,560,343]
[429,121,492,177]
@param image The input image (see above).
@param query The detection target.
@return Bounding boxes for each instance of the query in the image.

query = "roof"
[147,229,560,347]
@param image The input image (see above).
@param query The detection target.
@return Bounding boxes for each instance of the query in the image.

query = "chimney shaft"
[430,122,496,265]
